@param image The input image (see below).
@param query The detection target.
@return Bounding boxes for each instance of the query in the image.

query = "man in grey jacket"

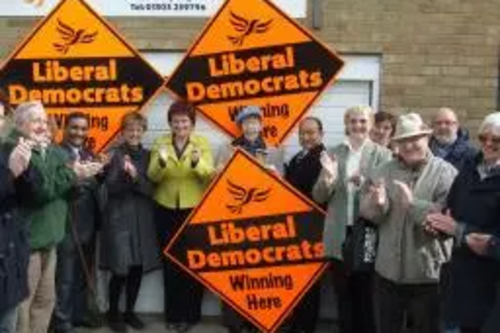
[360,113,457,333]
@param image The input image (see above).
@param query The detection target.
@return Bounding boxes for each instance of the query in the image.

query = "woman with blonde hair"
[313,105,391,333]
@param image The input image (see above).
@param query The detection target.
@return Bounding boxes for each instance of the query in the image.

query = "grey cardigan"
[360,155,457,284]
[312,140,392,260]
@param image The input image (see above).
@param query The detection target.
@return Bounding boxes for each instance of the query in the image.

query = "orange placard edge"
[163,148,329,332]
[163,0,345,146]
[0,0,166,152]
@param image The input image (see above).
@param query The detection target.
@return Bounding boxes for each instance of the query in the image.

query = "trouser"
[53,235,95,332]
[374,274,440,333]
[0,307,18,333]
[222,304,258,332]
[156,206,204,324]
[285,280,321,333]
[330,260,375,333]
[17,248,57,333]
[461,329,481,333]
[108,266,143,315]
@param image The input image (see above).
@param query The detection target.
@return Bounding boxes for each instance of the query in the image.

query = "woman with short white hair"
[313,105,391,333]
[427,112,500,333]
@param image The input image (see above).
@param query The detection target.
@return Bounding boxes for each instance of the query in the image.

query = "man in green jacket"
[3,101,104,333]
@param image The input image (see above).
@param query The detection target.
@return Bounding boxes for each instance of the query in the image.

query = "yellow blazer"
[147,134,214,210]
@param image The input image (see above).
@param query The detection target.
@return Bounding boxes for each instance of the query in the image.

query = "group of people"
[0,88,499,333]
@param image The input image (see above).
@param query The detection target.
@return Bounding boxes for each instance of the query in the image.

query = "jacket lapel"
[359,140,376,176]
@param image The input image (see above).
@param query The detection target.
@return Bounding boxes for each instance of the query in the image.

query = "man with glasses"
[53,112,105,333]
[429,107,478,172]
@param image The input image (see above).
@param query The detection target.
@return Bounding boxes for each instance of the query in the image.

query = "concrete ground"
[79,317,337,333]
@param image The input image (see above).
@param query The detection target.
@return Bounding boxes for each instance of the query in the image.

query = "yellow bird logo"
[226,179,271,214]
[53,19,98,54]
[24,0,44,7]
[227,11,273,47]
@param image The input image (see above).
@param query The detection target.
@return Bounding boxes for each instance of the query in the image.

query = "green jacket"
[4,130,77,250]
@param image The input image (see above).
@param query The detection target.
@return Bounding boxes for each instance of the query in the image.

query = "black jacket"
[100,145,160,275]
[429,128,479,172]
[60,143,104,245]
[0,145,39,312]
[445,154,500,327]
[284,144,326,201]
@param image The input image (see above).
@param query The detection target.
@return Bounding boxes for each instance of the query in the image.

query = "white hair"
[479,112,500,136]
[13,101,45,128]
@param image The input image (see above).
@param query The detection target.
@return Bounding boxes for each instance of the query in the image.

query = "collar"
[343,138,370,153]
[397,150,432,172]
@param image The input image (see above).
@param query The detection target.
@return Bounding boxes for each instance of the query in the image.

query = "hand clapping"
[72,158,104,180]
[369,179,387,208]
[123,154,138,179]
[8,137,33,178]
[320,151,338,183]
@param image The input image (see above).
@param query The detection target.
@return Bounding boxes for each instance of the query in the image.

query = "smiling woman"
[425,112,500,333]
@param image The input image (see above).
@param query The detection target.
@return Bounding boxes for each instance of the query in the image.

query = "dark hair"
[121,112,148,131]
[168,101,196,125]
[300,116,323,132]
[374,111,397,136]
[0,89,13,116]
[65,111,88,128]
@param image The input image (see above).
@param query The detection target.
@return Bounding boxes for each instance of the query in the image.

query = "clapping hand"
[466,233,493,256]
[369,178,387,208]
[393,180,414,209]
[425,209,457,236]
[8,137,33,178]
[72,158,104,180]
[191,145,201,165]
[320,151,338,183]
[123,155,138,179]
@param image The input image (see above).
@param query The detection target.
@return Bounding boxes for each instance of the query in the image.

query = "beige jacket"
[360,154,457,284]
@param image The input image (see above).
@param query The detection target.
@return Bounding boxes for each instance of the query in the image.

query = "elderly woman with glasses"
[427,112,500,333]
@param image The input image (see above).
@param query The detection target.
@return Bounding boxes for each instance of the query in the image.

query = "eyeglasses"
[478,134,500,145]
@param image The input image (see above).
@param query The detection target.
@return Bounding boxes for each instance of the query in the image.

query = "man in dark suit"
[283,117,326,333]
[53,112,104,333]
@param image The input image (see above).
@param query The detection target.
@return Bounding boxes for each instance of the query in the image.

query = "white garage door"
[96,53,380,317]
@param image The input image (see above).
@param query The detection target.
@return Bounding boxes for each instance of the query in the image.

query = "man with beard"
[53,112,105,333]
[429,107,478,172]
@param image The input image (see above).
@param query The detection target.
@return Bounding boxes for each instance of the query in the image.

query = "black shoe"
[75,315,103,329]
[106,311,127,332]
[177,323,193,333]
[124,312,145,330]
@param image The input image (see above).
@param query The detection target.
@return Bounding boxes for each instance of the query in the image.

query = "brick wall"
[0,0,498,133]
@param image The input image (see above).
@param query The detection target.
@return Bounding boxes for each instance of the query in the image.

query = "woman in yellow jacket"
[147,101,214,333]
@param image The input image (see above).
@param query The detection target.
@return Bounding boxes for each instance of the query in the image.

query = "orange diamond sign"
[165,149,327,332]
[0,0,164,152]
[165,0,344,146]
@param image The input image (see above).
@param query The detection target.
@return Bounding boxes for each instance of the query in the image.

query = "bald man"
[429,107,478,172]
